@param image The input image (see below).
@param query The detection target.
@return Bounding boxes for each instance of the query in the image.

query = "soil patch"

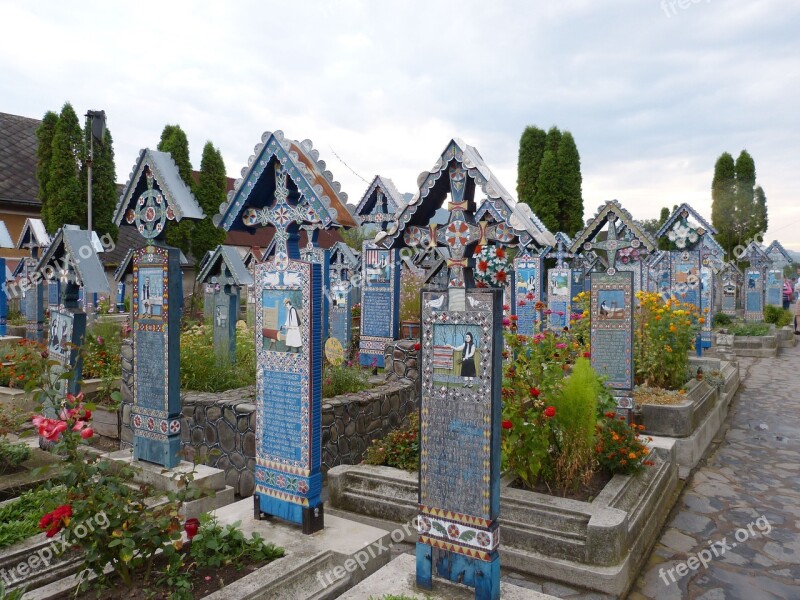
[512,469,613,502]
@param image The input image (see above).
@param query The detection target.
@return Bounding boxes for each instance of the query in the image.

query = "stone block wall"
[383,339,420,383]
[120,339,419,496]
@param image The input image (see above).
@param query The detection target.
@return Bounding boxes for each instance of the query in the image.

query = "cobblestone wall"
[383,339,420,382]
[120,342,418,496]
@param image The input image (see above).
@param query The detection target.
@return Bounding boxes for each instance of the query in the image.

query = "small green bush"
[764,305,792,328]
[364,412,419,472]
[0,487,65,548]
[180,322,256,392]
[189,513,284,569]
[712,312,732,327]
[728,323,771,336]
[0,438,31,474]
[323,363,369,398]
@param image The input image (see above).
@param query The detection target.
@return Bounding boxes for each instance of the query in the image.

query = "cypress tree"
[85,125,118,242]
[531,148,560,233]
[556,131,583,236]
[544,126,561,156]
[516,126,547,211]
[753,185,768,239]
[733,150,756,248]
[190,141,228,259]
[711,152,736,258]
[36,111,59,228]
[158,124,194,254]
[46,103,85,231]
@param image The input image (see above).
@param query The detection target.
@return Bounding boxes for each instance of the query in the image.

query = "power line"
[328,145,369,185]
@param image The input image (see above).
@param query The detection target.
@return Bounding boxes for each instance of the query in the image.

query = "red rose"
[544,406,556,418]
[583,351,591,358]
[414,342,421,351]
[529,387,540,398]
[502,420,513,430]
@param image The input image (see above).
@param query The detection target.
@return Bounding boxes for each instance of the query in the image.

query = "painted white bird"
[428,295,446,309]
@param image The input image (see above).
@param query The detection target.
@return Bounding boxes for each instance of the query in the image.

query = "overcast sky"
[2,0,799,249]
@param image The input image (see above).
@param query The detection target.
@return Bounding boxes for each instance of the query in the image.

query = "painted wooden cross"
[402,165,515,288]
[582,214,640,273]
[549,233,574,268]
[242,162,307,269]
[359,188,394,231]
[123,167,176,242]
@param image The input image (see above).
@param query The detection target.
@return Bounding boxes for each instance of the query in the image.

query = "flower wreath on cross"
[473,244,511,288]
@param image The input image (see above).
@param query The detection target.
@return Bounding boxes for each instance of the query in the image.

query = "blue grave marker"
[513,251,544,336]
[328,242,359,352]
[547,267,571,330]
[359,242,400,367]
[213,130,356,534]
[376,139,510,600]
[116,281,126,312]
[765,268,783,308]
[300,243,330,341]
[740,241,770,322]
[113,149,205,468]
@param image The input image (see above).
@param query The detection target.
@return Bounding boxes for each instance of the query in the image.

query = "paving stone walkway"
[630,342,800,600]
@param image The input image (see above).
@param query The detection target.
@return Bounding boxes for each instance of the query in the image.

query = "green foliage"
[158,124,195,254]
[711,152,736,257]
[399,268,424,322]
[556,131,583,236]
[0,581,26,600]
[517,125,547,210]
[728,322,771,336]
[191,142,228,259]
[754,185,768,238]
[595,412,653,476]
[323,363,369,398]
[532,147,560,233]
[0,438,32,474]
[364,412,419,472]
[35,110,58,223]
[340,225,372,251]
[764,305,792,328]
[6,310,25,326]
[0,339,47,388]
[85,125,118,242]
[189,513,284,569]
[45,103,85,232]
[712,312,733,327]
[82,320,124,407]
[550,359,601,491]
[0,487,65,549]
[180,321,256,392]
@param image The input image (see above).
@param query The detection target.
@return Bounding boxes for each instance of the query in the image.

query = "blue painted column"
[0,258,7,336]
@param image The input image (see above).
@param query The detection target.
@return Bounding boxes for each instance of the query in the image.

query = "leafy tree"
[753,185,768,237]
[158,125,194,254]
[45,103,85,232]
[516,126,547,211]
[531,148,560,233]
[340,225,372,251]
[711,152,736,257]
[556,131,583,236]
[35,111,59,227]
[83,123,118,242]
[734,150,756,246]
[544,126,561,156]
[190,141,227,259]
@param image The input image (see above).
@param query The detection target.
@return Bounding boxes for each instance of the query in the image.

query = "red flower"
[80,428,94,439]
[503,304,510,311]
[502,420,513,430]
[583,351,591,358]
[495,270,507,283]
[544,406,556,418]
[529,387,540,398]
[518,300,526,307]
[39,505,72,538]
[502,317,511,326]
[495,247,506,259]
[478,260,489,272]
[32,416,68,442]
[413,342,421,351]
[510,315,518,321]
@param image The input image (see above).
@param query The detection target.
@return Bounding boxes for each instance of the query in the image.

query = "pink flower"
[555,343,567,349]
[502,317,511,326]
[543,309,553,315]
[96,336,104,345]
[80,428,94,439]
[33,417,68,442]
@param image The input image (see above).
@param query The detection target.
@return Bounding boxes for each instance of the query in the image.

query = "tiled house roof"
[0,112,41,207]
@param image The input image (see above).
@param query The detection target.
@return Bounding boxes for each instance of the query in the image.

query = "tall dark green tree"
[516,126,547,211]
[710,152,737,257]
[556,131,583,236]
[158,124,194,254]
[83,124,118,242]
[45,103,85,232]
[531,148,560,233]
[734,150,756,246]
[35,111,59,227]
[190,141,228,259]
[753,185,768,238]
[544,126,561,156]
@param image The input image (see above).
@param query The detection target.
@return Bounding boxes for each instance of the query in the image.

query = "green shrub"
[595,413,653,476]
[0,487,65,549]
[189,513,284,569]
[180,322,256,392]
[550,359,601,492]
[323,363,369,398]
[728,323,771,336]
[0,438,31,474]
[764,305,792,328]
[364,412,419,472]
[712,312,732,327]
[0,339,47,388]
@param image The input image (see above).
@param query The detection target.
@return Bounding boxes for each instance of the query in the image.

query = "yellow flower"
[628,452,637,459]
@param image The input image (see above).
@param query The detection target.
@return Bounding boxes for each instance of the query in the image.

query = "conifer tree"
[190,141,228,259]
[734,150,756,248]
[83,124,118,242]
[711,152,736,257]
[36,111,59,227]
[46,103,85,232]
[531,148,560,233]
[516,126,547,210]
[158,124,194,254]
[556,131,583,236]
